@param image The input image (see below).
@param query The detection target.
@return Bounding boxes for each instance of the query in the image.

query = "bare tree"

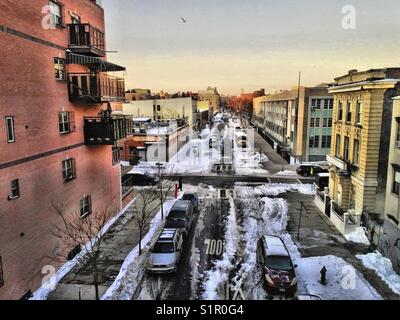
[132,187,159,255]
[50,202,114,300]
[150,164,175,220]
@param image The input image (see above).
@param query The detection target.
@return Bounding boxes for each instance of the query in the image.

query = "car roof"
[263,235,289,257]
[317,173,330,177]
[158,228,178,241]
[172,200,191,210]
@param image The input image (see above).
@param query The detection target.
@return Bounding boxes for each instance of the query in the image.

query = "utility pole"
[297,202,303,240]
[156,162,164,220]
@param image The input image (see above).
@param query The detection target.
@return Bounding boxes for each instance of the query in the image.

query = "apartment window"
[310,118,315,127]
[338,101,343,121]
[5,116,15,143]
[346,101,352,123]
[323,117,332,128]
[80,195,92,218]
[156,105,161,112]
[324,99,334,110]
[0,257,3,288]
[309,136,320,148]
[315,118,320,127]
[396,122,400,147]
[49,1,63,28]
[58,111,75,134]
[328,118,333,127]
[311,99,321,110]
[356,101,363,125]
[9,179,20,200]
[112,148,120,166]
[54,58,66,81]
[321,136,331,148]
[335,134,341,157]
[344,136,350,161]
[62,158,76,182]
[353,139,360,166]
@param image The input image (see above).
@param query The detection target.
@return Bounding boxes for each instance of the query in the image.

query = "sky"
[102,0,400,95]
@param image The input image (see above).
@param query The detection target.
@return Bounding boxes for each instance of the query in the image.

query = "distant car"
[209,137,218,148]
[146,228,183,274]
[296,164,328,177]
[124,172,158,186]
[181,192,199,212]
[165,200,194,236]
[257,235,297,296]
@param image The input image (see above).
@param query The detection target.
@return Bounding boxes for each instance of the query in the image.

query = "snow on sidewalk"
[30,197,137,300]
[254,183,315,197]
[296,255,382,300]
[101,199,176,300]
[356,251,400,295]
[345,227,370,245]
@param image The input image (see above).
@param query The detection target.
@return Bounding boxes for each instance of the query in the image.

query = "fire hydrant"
[320,266,327,285]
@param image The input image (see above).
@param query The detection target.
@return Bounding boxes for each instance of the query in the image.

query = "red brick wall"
[0,0,121,299]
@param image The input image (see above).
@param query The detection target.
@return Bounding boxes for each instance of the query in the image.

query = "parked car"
[146,228,183,274]
[296,294,324,300]
[256,235,297,296]
[165,200,194,236]
[181,192,199,212]
[124,172,158,186]
[296,164,328,177]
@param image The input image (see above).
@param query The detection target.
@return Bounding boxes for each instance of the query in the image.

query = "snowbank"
[254,183,315,197]
[345,227,370,245]
[101,199,176,300]
[356,251,400,295]
[276,170,297,176]
[30,197,137,300]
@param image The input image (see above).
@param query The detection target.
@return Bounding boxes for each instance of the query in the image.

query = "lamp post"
[156,162,164,220]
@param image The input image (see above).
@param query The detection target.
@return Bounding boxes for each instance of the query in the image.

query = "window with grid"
[315,118,320,127]
[321,136,331,148]
[310,118,315,127]
[9,179,20,199]
[80,195,92,218]
[62,158,76,182]
[59,112,75,134]
[49,1,63,27]
[5,116,15,143]
[54,58,66,81]
[393,169,400,196]
[0,257,3,288]
[309,136,320,148]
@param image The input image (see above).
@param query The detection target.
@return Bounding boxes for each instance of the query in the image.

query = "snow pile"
[202,198,240,300]
[30,197,137,300]
[234,149,269,176]
[356,251,400,295]
[101,199,176,300]
[254,183,315,197]
[345,227,370,245]
[276,170,297,176]
[297,255,382,300]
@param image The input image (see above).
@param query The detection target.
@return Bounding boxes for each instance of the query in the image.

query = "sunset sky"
[102,0,400,95]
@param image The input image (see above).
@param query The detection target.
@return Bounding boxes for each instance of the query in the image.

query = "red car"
[256,235,297,296]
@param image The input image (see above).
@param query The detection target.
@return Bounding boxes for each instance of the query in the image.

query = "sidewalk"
[282,192,400,300]
[48,192,162,300]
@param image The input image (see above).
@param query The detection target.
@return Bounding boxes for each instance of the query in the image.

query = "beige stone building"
[384,96,400,228]
[327,69,400,230]
[198,86,221,114]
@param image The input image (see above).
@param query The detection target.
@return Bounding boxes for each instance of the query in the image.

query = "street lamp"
[156,162,165,220]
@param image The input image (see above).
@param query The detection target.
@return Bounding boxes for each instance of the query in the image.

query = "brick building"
[0,0,128,299]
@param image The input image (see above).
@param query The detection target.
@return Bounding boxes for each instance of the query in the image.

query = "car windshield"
[167,210,186,221]
[265,255,292,271]
[153,242,174,253]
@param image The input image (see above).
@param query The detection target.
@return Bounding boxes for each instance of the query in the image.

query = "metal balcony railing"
[84,116,132,145]
[68,72,125,104]
[68,23,105,56]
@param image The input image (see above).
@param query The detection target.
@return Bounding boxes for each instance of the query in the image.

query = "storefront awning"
[66,52,126,72]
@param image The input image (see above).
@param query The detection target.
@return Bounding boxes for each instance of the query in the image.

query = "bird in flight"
[180,17,187,23]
